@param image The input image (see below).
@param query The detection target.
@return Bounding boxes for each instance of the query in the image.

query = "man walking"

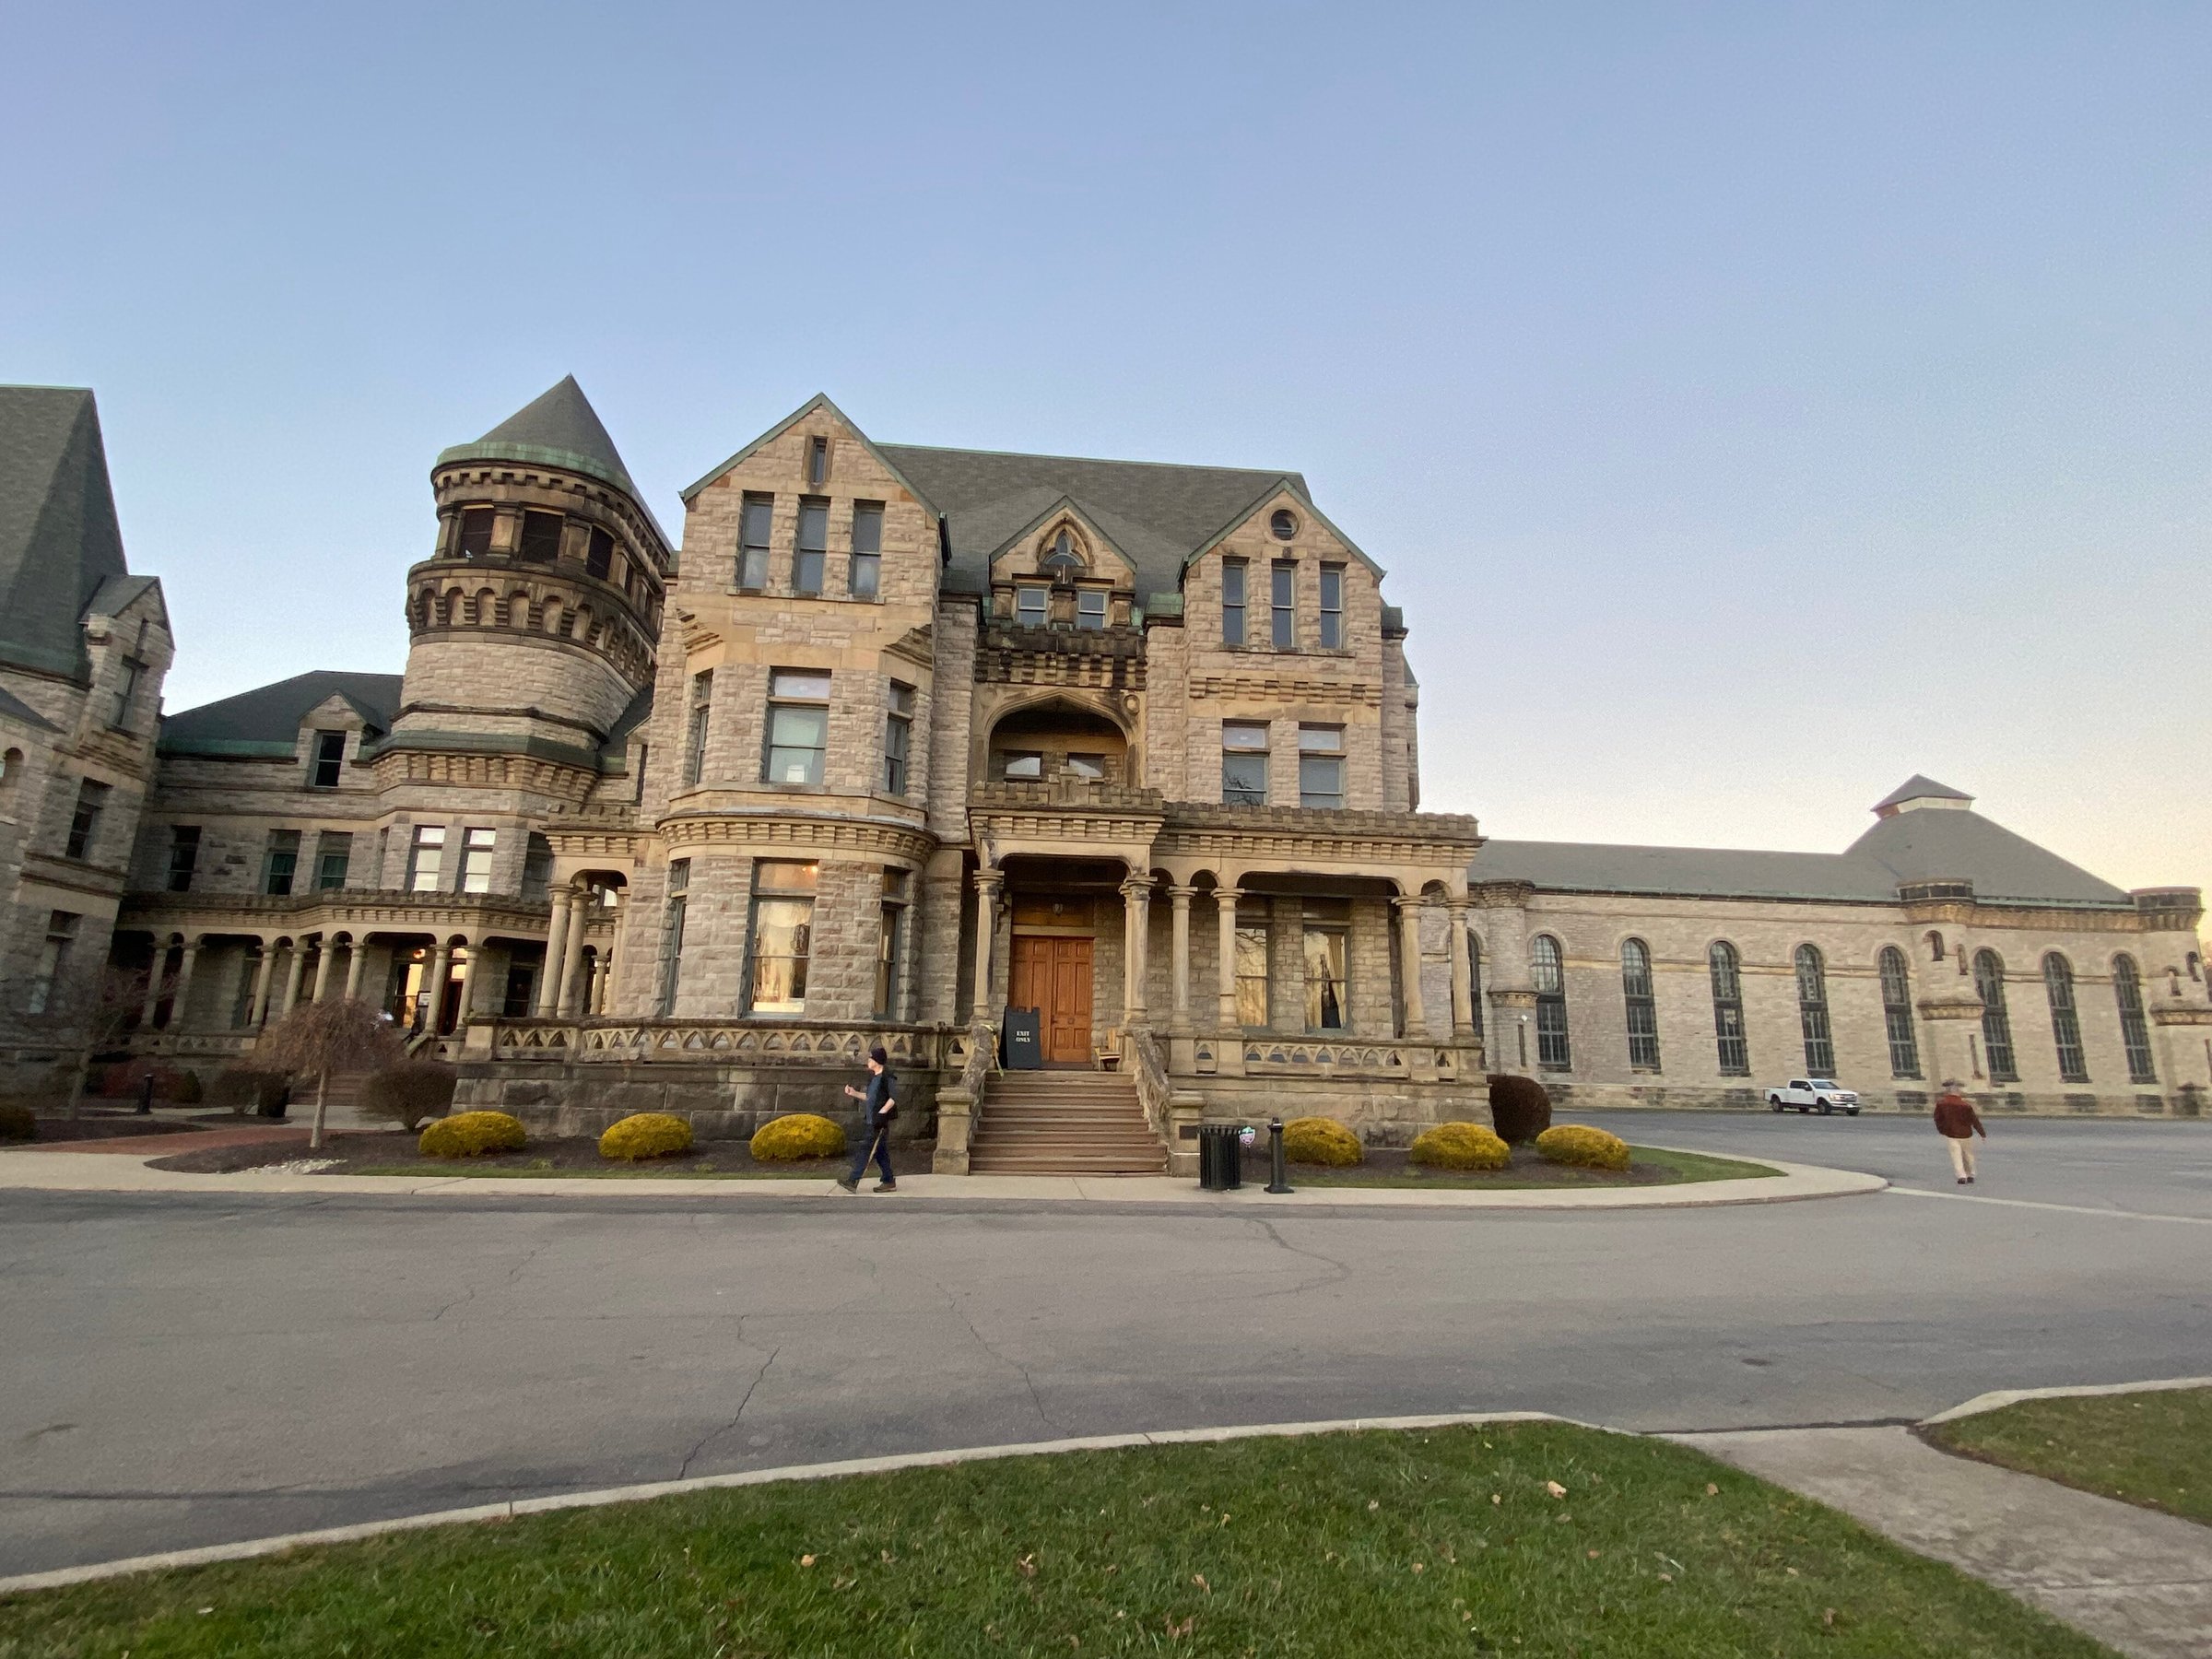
[1932,1079,1986,1184]
[837,1045,898,1194]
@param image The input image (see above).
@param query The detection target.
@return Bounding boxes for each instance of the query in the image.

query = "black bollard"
[1265,1116,1290,1194]
[135,1074,155,1116]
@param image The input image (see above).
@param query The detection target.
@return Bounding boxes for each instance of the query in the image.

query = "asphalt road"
[3,1112,2207,1578]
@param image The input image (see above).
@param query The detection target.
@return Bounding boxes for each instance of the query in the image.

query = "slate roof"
[159,671,403,756]
[876,442,1314,608]
[435,376,640,497]
[1872,773,1971,813]
[1472,795,2135,911]
[0,682,59,733]
[0,386,130,679]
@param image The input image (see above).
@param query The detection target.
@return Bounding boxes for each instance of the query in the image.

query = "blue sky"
[6,3,2206,895]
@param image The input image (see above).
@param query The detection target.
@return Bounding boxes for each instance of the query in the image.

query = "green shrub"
[0,1105,36,1143]
[1281,1115,1363,1167]
[359,1061,457,1131]
[418,1111,527,1159]
[749,1112,847,1162]
[170,1069,203,1104]
[1408,1121,1511,1171]
[1487,1074,1553,1145]
[601,1112,695,1161]
[209,1065,290,1115]
[1535,1124,1631,1171]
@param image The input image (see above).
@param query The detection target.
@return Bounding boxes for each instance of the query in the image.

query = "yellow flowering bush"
[1281,1115,1363,1167]
[1534,1124,1632,1171]
[418,1110,527,1159]
[599,1112,694,1162]
[1408,1122,1512,1171]
[749,1112,847,1162]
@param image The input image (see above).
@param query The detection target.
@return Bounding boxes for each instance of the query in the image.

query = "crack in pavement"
[934,1279,1056,1434]
[1242,1217,1355,1298]
[676,1347,780,1481]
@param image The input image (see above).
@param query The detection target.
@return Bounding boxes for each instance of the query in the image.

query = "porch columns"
[535,893,572,1017]
[970,865,1003,1019]
[137,941,168,1031]
[595,904,619,1013]
[1446,901,1475,1038]
[170,935,202,1031]
[1394,897,1429,1040]
[426,938,453,1031]
[1121,874,1153,1028]
[247,938,277,1028]
[276,939,309,1019]
[456,937,482,1027]
[1215,888,1243,1031]
[313,937,340,1002]
[344,937,370,1000]
[557,889,591,1018]
[1168,886,1195,1031]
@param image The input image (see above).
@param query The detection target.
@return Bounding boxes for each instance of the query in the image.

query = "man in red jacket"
[1933,1081,1986,1184]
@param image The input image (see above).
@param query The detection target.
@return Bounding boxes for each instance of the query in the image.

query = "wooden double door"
[1010,935,1094,1065]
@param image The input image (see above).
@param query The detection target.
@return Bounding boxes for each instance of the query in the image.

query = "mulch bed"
[1283,1146,1677,1187]
[150,1132,935,1179]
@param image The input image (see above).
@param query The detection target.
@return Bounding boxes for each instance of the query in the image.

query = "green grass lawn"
[1922,1386,2212,1525]
[0,1424,2106,1658]
[1288,1146,1781,1190]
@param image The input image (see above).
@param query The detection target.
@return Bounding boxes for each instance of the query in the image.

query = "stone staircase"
[967,1071,1167,1176]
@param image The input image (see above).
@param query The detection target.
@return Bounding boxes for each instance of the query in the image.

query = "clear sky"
[6,4,2206,898]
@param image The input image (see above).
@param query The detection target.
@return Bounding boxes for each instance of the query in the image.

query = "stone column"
[312,936,339,1002]
[247,938,277,1028]
[557,889,591,1018]
[1214,888,1243,1032]
[170,936,202,1032]
[276,940,309,1018]
[970,866,1002,1020]
[1394,897,1429,1039]
[1168,885,1195,1031]
[138,940,168,1031]
[1122,874,1152,1027]
[535,892,572,1017]
[1447,900,1475,1038]
[344,937,369,1000]
[426,938,453,1032]
[456,937,482,1028]
[596,901,620,1013]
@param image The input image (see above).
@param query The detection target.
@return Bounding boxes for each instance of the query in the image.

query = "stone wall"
[454,1057,941,1147]
[1192,1072,1491,1147]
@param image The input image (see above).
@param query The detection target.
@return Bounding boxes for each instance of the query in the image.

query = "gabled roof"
[0,386,131,679]
[435,376,639,497]
[1182,474,1383,580]
[1873,774,1972,814]
[159,671,403,756]
[681,394,941,515]
[984,494,1137,577]
[875,442,1310,607]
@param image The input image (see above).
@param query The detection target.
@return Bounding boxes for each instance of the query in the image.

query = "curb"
[0,1411,1574,1596]
[1917,1375,2212,1427]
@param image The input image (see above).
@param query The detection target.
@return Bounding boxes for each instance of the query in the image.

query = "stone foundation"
[454,1059,942,1145]
[1189,1073,1491,1147]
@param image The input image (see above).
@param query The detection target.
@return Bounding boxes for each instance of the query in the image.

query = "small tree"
[256,999,404,1149]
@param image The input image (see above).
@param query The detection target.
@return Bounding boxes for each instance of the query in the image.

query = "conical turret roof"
[435,375,638,495]
[0,385,131,679]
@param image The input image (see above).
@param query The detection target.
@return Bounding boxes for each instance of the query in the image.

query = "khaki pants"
[1946,1135,1978,1180]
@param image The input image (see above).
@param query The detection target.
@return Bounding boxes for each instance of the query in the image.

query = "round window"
[1270,509,1298,541]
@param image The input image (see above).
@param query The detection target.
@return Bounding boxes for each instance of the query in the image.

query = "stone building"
[9,376,2202,1156]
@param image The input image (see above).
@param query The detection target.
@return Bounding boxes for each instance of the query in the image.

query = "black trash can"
[1198,1123,1245,1192]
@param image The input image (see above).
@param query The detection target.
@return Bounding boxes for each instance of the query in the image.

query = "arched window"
[1465,931,1485,1046]
[1041,526,1085,580]
[1878,947,1920,1078]
[1620,939,1660,1070]
[1925,930,1945,962]
[1531,935,1571,1071]
[1709,942,1748,1076]
[1794,945,1835,1075]
[2113,954,2157,1084]
[2042,954,2088,1083]
[1973,949,2017,1083]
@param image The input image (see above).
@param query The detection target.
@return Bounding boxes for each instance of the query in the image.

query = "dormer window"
[1075,588,1108,630]
[309,730,347,789]
[1015,585,1048,627]
[1041,526,1085,581]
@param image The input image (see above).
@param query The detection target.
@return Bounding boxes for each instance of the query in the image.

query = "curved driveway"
[1,1112,2206,1577]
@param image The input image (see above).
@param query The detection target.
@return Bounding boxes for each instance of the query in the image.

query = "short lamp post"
[1265,1116,1290,1194]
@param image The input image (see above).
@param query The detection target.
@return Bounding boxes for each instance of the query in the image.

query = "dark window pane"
[456,507,495,559]
[1271,560,1296,649]
[738,495,773,589]
[1222,752,1268,805]
[519,511,563,562]
[1974,950,2017,1082]
[585,527,614,581]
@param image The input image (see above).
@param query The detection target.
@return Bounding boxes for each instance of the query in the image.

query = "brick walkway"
[12,1122,309,1157]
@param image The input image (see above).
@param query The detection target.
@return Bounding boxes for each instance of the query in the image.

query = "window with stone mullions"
[1879,947,1921,1077]
[1621,938,1660,1070]
[1974,949,2018,1083]
[764,669,831,786]
[1709,941,1749,1075]
[794,499,829,596]
[747,861,817,1015]
[737,495,772,590]
[850,502,884,599]
[1221,722,1269,806]
[1015,585,1048,627]
[1532,934,1571,1070]
[2113,955,2157,1083]
[1794,945,1835,1076]
[2042,954,2088,1083]
[884,683,914,795]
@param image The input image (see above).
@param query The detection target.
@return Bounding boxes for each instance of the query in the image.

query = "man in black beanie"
[837,1045,898,1194]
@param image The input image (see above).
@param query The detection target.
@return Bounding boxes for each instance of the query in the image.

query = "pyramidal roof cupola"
[435,375,638,496]
[1872,775,1974,818]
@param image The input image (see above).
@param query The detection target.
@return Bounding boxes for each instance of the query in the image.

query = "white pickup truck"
[1767,1077,1861,1115]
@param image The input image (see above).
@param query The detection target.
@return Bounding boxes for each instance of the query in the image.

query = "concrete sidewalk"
[0,1144,1885,1209]
[1676,1422,2212,1659]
